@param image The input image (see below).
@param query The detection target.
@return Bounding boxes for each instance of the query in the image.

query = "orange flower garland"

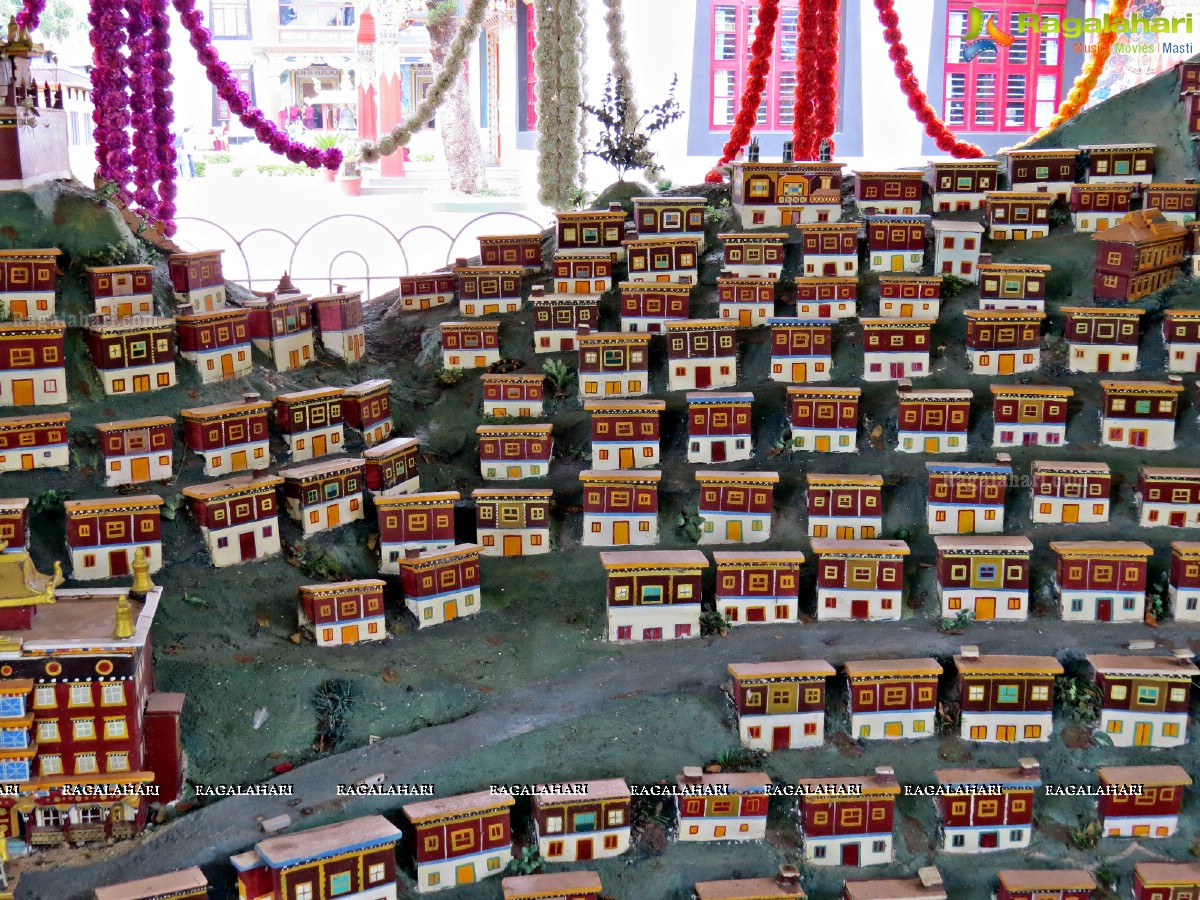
[791,0,821,156]
[809,0,841,157]
[718,0,782,167]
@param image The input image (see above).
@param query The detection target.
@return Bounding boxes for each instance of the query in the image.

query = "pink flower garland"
[148,0,178,236]
[16,0,46,32]
[89,0,133,197]
[126,0,159,216]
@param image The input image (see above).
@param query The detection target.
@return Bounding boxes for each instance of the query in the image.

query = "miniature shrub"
[1055,674,1103,724]
[207,152,232,165]
[676,509,705,543]
[434,365,466,386]
[699,609,731,637]
[504,846,543,876]
[1069,819,1101,850]
[232,166,245,177]
[193,160,207,178]
[313,678,360,752]
[31,489,71,515]
[939,274,971,299]
[936,610,974,634]
[542,358,575,396]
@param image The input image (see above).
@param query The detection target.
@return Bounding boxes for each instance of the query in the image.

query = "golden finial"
[128,547,155,600]
[6,18,17,46]
[114,594,135,640]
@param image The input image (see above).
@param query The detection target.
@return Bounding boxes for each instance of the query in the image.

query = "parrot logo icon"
[962,6,1016,60]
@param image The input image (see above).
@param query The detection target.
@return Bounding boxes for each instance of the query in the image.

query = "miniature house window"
[1137,686,1160,705]
[294,885,313,900]
[640,585,663,604]
[997,685,1019,704]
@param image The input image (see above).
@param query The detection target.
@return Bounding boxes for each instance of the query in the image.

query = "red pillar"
[379,72,405,178]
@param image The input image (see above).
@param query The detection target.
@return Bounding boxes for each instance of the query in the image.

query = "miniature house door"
[979,831,999,848]
[695,367,712,390]
[109,549,130,577]
[131,457,151,483]
[711,441,726,463]
[792,363,807,382]
[503,535,522,556]
[840,843,859,865]
[1171,512,1187,527]
[618,448,634,468]
[998,354,1015,375]
[1097,598,1113,621]
[975,597,996,620]
[957,510,976,532]
[11,380,33,406]
[1096,353,1110,372]
[818,304,830,317]
[239,531,257,561]
[613,522,630,545]
[851,600,869,619]
[726,520,742,542]
[771,726,791,750]
[576,837,594,860]
[444,600,458,622]
[1134,722,1152,746]
[1062,504,1079,523]
[455,864,475,885]
[8,300,26,318]
[900,303,913,317]
[221,353,235,378]
[313,435,328,457]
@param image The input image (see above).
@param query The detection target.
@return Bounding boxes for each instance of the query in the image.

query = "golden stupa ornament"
[128,547,155,600]
[114,594,135,639]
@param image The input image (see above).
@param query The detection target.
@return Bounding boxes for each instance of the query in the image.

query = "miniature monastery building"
[730,157,844,226]
[1170,540,1200,620]
[601,549,707,642]
[1097,765,1190,838]
[845,657,942,742]
[231,816,401,900]
[86,264,155,318]
[1081,142,1156,187]
[633,195,707,244]
[694,867,808,900]
[364,436,420,497]
[727,660,835,751]
[402,789,513,893]
[85,316,176,396]
[95,417,174,487]
[64,495,163,579]
[473,488,552,557]
[619,281,691,332]
[926,459,1011,535]
[665,319,738,392]
[713,551,805,625]
[983,191,1053,240]
[718,275,775,326]
[481,373,544,418]
[552,253,613,296]
[531,290,598,351]
[577,330,650,398]
[479,233,543,271]
[532,778,630,862]
[810,539,909,621]
[687,392,752,464]
[1092,209,1187,302]
[343,379,393,447]
[963,309,1044,375]
[990,386,1072,447]
[854,169,924,216]
[954,647,1062,743]
[1101,379,1185,450]
[1143,183,1199,224]
[580,469,660,547]
[1069,182,1135,232]
[585,400,663,469]
[625,236,700,284]
[93,867,210,900]
[1062,307,1144,374]
[806,474,882,540]
[721,232,786,280]
[1087,654,1199,749]
[273,387,344,462]
[1050,540,1154,623]
[375,491,458,571]
[0,248,59,320]
[861,318,933,381]
[866,215,927,273]
[181,475,284,568]
[934,536,1032,622]
[397,272,456,312]
[796,767,901,867]
[933,760,1041,854]
[0,411,68,473]
[168,250,225,311]
[180,394,272,478]
[788,386,859,452]
[281,457,366,537]
[1164,309,1200,373]
[877,275,941,319]
[298,579,387,647]
[175,307,251,383]
[1134,862,1200,900]
[799,223,859,277]
[843,869,948,900]
[440,320,500,370]
[310,290,365,363]
[242,293,315,372]
[928,158,999,211]
[896,384,971,454]
[1004,147,1079,198]
[503,873,603,900]
[555,205,628,260]
[455,263,524,316]
[477,423,552,480]
[995,869,1097,900]
[931,220,984,282]
[0,497,29,550]
[1137,466,1200,528]
[398,543,482,629]
[769,318,833,383]
[676,768,772,841]
[695,471,778,545]
[977,262,1050,311]
[794,277,857,319]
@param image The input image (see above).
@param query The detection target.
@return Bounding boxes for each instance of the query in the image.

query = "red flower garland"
[810,0,840,156]
[717,0,781,167]
[875,0,983,158]
[16,0,46,32]
[791,0,820,157]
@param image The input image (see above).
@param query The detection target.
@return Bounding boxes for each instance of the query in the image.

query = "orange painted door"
[11,380,33,406]
[327,503,340,529]
[503,535,522,556]
[231,450,248,471]
[313,434,327,457]
[613,521,630,545]
[618,448,634,468]
[131,457,151,483]
[221,353,235,377]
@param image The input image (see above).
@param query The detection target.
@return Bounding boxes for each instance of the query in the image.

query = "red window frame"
[709,0,802,131]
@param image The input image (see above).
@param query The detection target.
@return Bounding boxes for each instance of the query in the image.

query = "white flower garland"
[535,0,587,211]
[359,0,490,163]
[534,0,563,208]
[602,0,659,183]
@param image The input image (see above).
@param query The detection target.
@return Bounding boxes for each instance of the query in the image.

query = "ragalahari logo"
[963,6,1016,60]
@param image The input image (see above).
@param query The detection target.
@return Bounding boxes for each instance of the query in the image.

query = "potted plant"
[338,146,362,197]
[314,132,345,182]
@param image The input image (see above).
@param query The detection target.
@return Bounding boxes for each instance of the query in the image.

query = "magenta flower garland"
[89,0,133,197]
[126,0,159,216]
[16,0,47,32]
[148,0,178,236]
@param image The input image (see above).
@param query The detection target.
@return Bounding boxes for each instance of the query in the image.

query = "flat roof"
[1032,460,1110,473]
[1086,654,1199,676]
[807,474,883,486]
[92,867,209,900]
[11,587,161,653]
[1135,862,1200,885]
[502,872,604,899]
[579,469,662,482]
[1098,765,1191,786]
[471,489,554,500]
[1049,541,1154,557]
[600,550,708,568]
[844,658,943,678]
[954,654,1063,675]
[933,536,1033,553]
[728,660,837,679]
[532,778,629,803]
[280,457,365,479]
[1100,379,1185,392]
[180,399,272,418]
[843,877,947,900]
[694,878,808,900]
[935,766,1041,786]
[677,772,773,789]
[810,539,910,556]
[95,417,176,431]
[686,391,756,403]
[404,788,515,823]
[363,436,420,458]
[1140,466,1200,478]
[181,475,283,500]
[989,385,1074,397]
[374,491,461,507]
[712,551,806,565]
[254,816,401,868]
[996,870,1096,892]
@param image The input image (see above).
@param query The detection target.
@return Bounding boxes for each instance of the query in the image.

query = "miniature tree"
[579,73,683,183]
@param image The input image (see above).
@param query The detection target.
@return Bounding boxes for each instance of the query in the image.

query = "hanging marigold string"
[809,0,840,157]
[791,0,820,157]
[15,0,46,32]
[875,0,984,158]
[716,0,781,167]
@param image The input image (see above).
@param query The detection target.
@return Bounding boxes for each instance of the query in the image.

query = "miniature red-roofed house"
[666,320,738,391]
[695,866,808,900]
[843,868,948,900]
[180,394,272,478]
[845,658,942,741]
[1100,380,1184,450]
[481,373,544,418]
[1031,461,1111,524]
[794,277,857,320]
[281,457,366,537]
[896,384,971,454]
[926,460,1011,534]
[1062,307,1144,373]
[984,192,1053,240]
[935,536,1032,621]
[811,539,909,621]
[977,263,1050,311]
[92,867,210,900]
[85,317,176,396]
[375,492,458,571]
[532,779,630,862]
[0,248,59,320]
[964,309,1043,375]
[934,760,1041,853]
[585,400,663,469]
[995,870,1096,900]
[1134,861,1200,900]
[0,411,68,472]
[676,768,772,841]
[299,579,387,646]
[625,236,700,284]
[1081,143,1156,188]
[928,158,999,211]
[342,379,393,447]
[502,873,603,900]
[1170,541,1200,620]
[440,320,500,370]
[713,551,805,625]
[807,474,882,539]
[799,223,859,277]
[175,307,252,384]
[1093,209,1186,301]
[854,170,924,216]
[696,471,777,544]
[877,275,941,319]
[531,289,598,352]
[398,543,483,629]
[1137,466,1200,527]
[181,475,283,567]
[1004,148,1078,197]
[931,220,983,281]
[688,392,753,464]
[1164,309,1200,372]
[479,233,543,271]
[788,386,859,452]
[473,488,551,557]
[397,272,456,311]
[364,436,420,497]
[728,660,835,750]
[578,331,650,398]
[552,253,614,296]
[991,386,1072,447]
[243,293,315,372]
[95,417,175,487]
[769,319,834,383]
[1181,59,1200,94]
[731,158,844,226]
[1050,540,1154,622]
[580,470,660,547]
[477,424,552,480]
[1087,654,1198,749]
[954,648,1062,743]
[274,387,345,462]
[311,290,365,363]
[721,232,787,280]
[601,549,707,641]
[866,215,927,273]
[634,196,708,243]
[231,816,402,900]
[64,495,163,579]
[1144,183,1199,225]
[403,791,513,893]
[718,275,775,327]
[1097,765,1190,838]
[168,249,226,311]
[456,262,524,316]
[0,497,29,550]
[1070,183,1135,232]
[86,265,155,318]
[861,319,933,381]
[555,206,629,260]
[796,767,901,866]
[619,281,691,333]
